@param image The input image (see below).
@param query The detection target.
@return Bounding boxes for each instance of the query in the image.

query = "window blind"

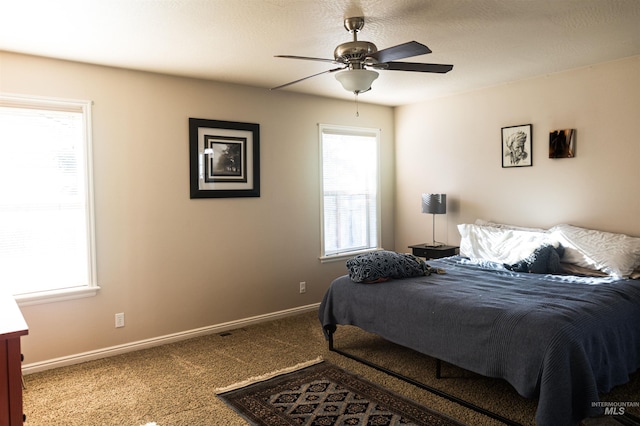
[0,95,96,298]
[320,125,380,257]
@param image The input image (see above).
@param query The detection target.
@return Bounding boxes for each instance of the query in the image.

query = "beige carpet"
[23,311,640,425]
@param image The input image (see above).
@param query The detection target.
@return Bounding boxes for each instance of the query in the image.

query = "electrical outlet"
[299,281,306,294]
[115,312,125,328]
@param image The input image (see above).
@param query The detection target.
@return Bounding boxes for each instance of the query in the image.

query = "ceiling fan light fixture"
[335,69,379,94]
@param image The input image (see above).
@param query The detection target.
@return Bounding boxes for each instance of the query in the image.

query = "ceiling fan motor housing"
[334,41,377,67]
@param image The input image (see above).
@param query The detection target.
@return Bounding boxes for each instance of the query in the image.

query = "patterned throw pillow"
[346,250,432,283]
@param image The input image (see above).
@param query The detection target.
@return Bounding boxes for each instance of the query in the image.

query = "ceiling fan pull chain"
[355,93,359,117]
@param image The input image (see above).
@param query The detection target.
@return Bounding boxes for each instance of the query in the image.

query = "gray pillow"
[505,244,565,274]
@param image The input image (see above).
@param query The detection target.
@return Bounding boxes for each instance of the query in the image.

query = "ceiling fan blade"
[271,67,345,90]
[368,41,432,63]
[383,62,453,73]
[275,55,338,64]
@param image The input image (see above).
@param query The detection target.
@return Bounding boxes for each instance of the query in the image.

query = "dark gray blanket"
[318,256,640,426]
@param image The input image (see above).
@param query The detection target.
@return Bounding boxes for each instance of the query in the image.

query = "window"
[0,94,98,304]
[319,124,381,259]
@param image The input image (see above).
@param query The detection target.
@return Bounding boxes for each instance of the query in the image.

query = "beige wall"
[394,56,640,252]
[4,51,639,367]
[0,52,395,364]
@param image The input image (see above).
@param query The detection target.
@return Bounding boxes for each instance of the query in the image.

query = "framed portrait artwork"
[501,124,532,168]
[189,118,260,198]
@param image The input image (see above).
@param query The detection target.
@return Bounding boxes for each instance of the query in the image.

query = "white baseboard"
[23,303,320,375]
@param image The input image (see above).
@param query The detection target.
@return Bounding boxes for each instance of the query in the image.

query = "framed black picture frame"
[189,118,260,198]
[501,124,532,168]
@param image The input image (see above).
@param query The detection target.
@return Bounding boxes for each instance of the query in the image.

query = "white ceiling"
[1,0,639,106]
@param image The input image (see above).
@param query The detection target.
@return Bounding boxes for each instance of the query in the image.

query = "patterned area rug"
[216,361,465,425]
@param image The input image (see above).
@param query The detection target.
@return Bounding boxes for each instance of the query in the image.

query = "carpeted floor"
[22,310,640,425]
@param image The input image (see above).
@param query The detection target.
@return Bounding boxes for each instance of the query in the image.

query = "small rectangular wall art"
[549,129,575,158]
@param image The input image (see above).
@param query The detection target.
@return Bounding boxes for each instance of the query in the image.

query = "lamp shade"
[422,193,446,214]
[335,69,379,93]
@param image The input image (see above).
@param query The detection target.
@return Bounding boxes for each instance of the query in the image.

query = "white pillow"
[458,224,557,265]
[549,224,640,278]
[474,219,548,233]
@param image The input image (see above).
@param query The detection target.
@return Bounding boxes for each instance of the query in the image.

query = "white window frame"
[319,123,382,262]
[0,93,99,305]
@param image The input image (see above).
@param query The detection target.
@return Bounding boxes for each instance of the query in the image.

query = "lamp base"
[425,242,445,248]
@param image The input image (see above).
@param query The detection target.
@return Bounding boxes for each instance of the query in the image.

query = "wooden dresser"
[0,295,28,426]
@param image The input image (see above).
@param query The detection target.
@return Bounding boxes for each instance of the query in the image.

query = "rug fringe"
[214,356,323,394]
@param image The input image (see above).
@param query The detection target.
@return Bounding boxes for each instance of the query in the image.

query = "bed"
[318,222,640,426]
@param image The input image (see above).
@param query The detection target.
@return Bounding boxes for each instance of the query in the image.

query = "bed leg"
[436,359,441,379]
[324,325,336,351]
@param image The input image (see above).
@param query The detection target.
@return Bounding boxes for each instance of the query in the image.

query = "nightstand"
[409,244,459,259]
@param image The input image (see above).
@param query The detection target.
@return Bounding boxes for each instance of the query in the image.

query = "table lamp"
[422,193,446,247]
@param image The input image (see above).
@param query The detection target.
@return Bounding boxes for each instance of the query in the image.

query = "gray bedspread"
[318,256,640,426]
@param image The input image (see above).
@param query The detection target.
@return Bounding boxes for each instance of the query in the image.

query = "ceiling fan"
[272,16,453,95]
